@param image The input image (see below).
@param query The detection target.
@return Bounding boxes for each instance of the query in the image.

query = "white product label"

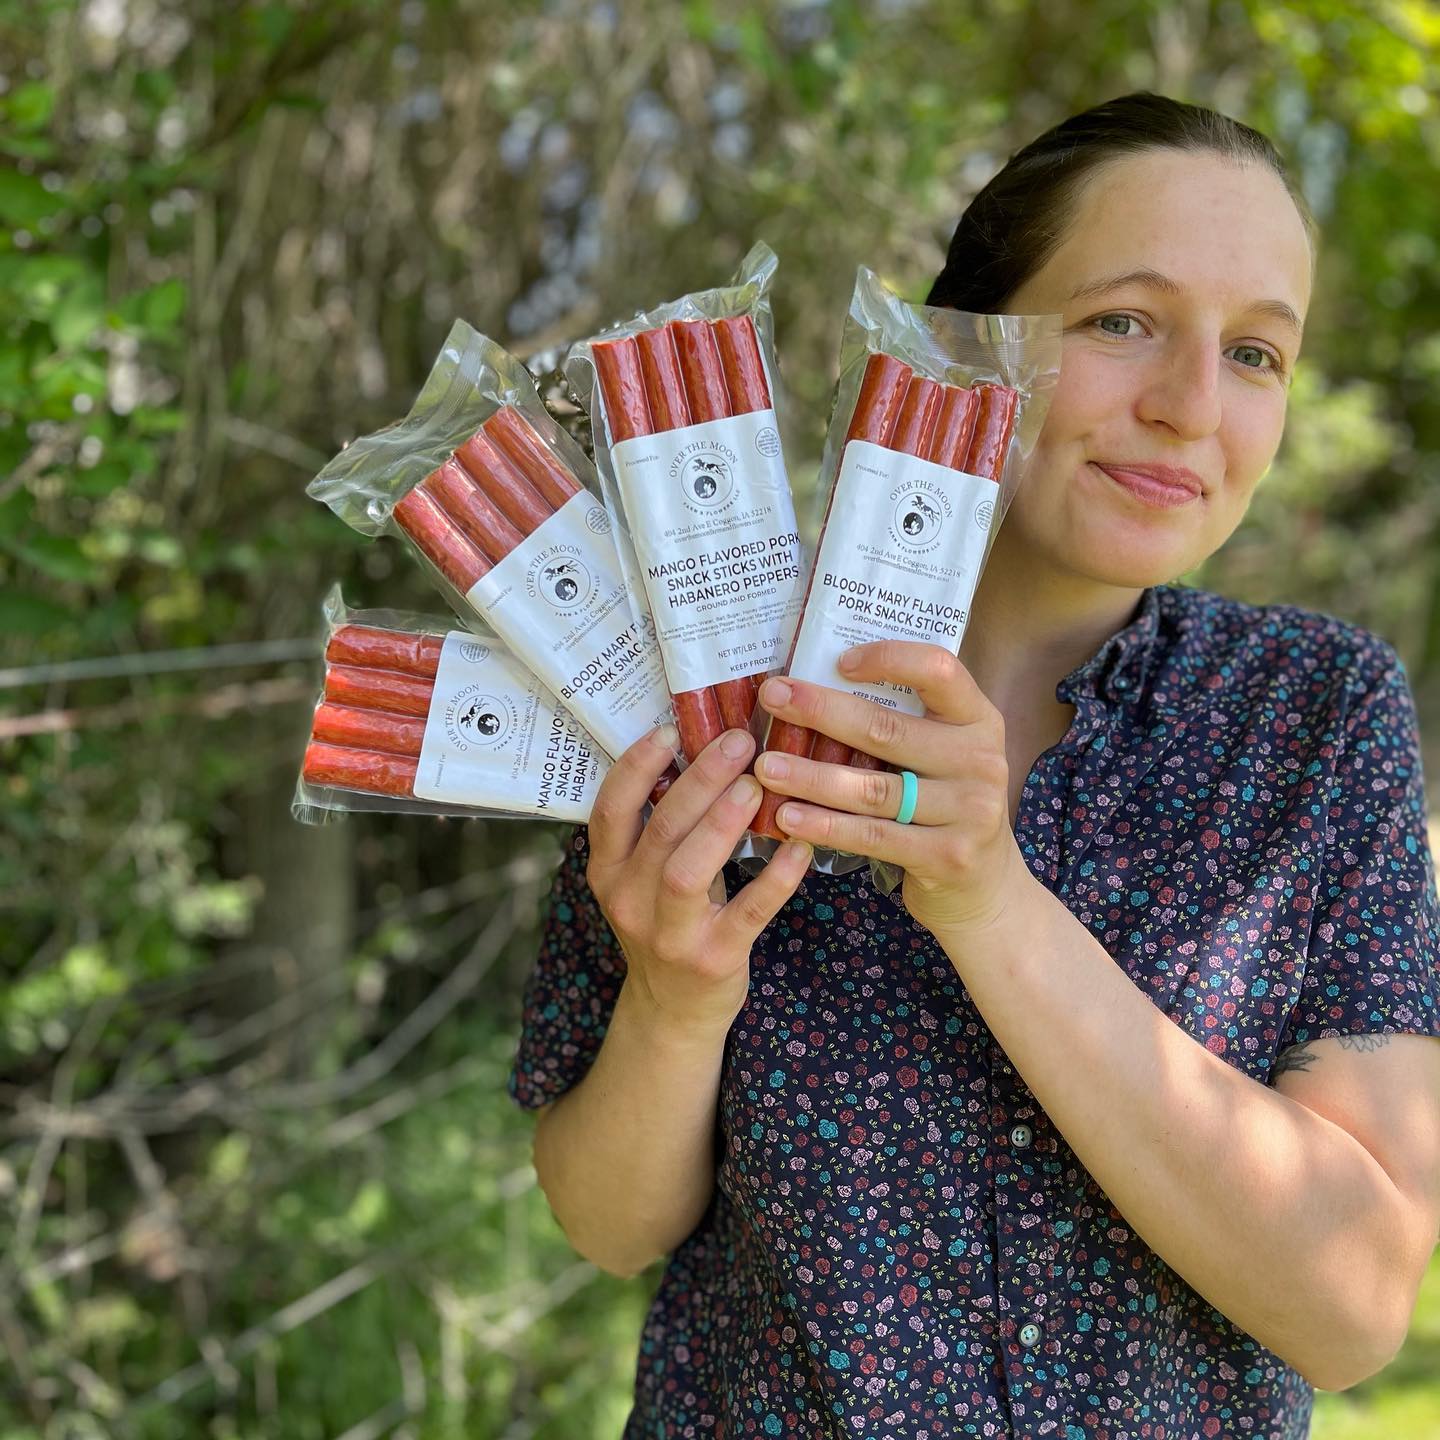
[611,410,802,693]
[788,439,997,716]
[464,492,672,759]
[413,632,607,820]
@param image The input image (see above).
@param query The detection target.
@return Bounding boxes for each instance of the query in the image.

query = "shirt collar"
[1055,586,1162,709]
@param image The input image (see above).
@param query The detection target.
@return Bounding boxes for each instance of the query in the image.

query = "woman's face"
[1000,149,1314,591]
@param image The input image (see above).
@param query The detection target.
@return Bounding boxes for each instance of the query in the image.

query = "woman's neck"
[958,531,1147,719]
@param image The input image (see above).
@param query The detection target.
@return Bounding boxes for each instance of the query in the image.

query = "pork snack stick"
[567,241,804,768]
[306,321,676,772]
[746,266,1060,872]
[293,586,608,825]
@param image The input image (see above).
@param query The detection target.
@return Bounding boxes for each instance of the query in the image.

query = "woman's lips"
[1091,462,1202,509]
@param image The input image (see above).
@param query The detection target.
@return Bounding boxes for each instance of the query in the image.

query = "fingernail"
[783,841,811,866]
[777,803,800,828]
[721,729,751,759]
[763,678,792,707]
[757,753,789,780]
[837,648,859,673]
[652,723,679,750]
[729,776,760,805]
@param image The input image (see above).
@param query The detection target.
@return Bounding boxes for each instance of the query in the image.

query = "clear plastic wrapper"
[306,322,679,787]
[292,585,609,825]
[740,265,1061,891]
[565,242,804,767]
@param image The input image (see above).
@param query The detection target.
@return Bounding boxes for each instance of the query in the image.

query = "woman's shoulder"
[1151,583,1406,709]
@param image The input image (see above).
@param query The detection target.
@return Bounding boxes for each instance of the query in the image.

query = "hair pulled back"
[926,92,1314,314]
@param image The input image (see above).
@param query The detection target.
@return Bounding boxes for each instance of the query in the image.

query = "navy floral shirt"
[508,583,1440,1440]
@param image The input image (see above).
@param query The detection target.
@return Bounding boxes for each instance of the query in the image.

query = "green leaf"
[5,534,100,584]
[51,276,107,350]
[0,588,74,633]
[0,169,66,227]
[7,82,56,133]
[69,459,132,497]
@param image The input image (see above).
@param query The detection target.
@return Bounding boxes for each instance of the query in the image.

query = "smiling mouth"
[1091,463,1203,508]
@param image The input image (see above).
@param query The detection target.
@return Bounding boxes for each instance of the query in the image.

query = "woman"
[509,94,1440,1438]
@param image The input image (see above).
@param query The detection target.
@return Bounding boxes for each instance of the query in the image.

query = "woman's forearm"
[932,877,1412,1391]
[532,976,727,1279]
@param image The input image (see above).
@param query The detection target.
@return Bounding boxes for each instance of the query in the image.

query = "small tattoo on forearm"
[1274,1032,1393,1077]
[1337,1033,1391,1053]
[1273,1042,1319,1076]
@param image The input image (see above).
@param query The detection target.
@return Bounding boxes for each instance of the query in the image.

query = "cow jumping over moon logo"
[888,482,951,552]
[678,447,736,512]
[449,688,514,750]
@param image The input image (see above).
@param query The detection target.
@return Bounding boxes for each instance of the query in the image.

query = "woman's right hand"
[585,723,813,1040]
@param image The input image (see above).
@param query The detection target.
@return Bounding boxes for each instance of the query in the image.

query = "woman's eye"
[1231,344,1274,370]
[1096,313,1138,337]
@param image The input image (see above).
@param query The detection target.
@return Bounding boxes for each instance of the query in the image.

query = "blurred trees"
[1,0,1437,1433]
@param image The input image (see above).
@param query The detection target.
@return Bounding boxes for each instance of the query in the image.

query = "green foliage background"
[1,0,1437,1435]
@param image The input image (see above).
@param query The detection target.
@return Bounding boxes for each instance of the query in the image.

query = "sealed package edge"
[565,241,804,766]
[306,321,677,772]
[293,585,607,825]
[744,265,1061,884]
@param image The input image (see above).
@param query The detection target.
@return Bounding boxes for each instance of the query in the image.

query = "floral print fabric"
[508,584,1440,1439]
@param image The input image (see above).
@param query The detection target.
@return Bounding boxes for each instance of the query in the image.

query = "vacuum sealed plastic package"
[306,322,677,779]
[745,265,1061,889]
[565,242,804,766]
[293,586,607,825]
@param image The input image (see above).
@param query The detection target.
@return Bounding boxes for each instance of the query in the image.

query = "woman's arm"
[533,978,728,1279]
[931,883,1435,1392]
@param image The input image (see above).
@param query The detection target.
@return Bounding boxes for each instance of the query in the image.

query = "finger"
[715,839,814,948]
[835,641,990,723]
[769,800,928,869]
[758,675,945,770]
[634,727,756,868]
[654,772,766,922]
[586,723,683,870]
[753,750,952,824]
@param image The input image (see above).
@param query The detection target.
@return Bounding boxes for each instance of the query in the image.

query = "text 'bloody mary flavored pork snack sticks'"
[306,321,679,781]
[567,241,804,768]
[293,588,609,825]
[747,266,1060,865]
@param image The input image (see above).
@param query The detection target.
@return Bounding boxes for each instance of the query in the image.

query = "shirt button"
[1019,1322,1043,1349]
[1009,1123,1033,1149]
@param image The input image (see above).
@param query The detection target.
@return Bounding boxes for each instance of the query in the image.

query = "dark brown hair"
[926,92,1315,313]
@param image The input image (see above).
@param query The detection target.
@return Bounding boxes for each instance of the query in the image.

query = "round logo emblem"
[755,426,781,458]
[679,449,736,512]
[584,504,611,536]
[451,689,514,750]
[459,641,491,664]
[537,555,594,612]
[891,490,945,550]
[974,498,994,530]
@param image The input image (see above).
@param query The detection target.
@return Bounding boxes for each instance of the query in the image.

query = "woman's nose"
[1134,337,1223,441]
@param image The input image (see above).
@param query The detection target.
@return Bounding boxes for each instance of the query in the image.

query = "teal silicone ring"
[895,769,919,825]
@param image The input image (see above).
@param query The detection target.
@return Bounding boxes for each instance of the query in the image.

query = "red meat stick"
[455,430,553,534]
[668,318,763,735]
[752,352,911,839]
[592,339,652,443]
[482,406,584,510]
[326,624,443,679]
[965,384,1019,481]
[422,457,526,562]
[713,315,770,415]
[312,702,426,757]
[392,485,491,593]
[303,741,419,799]
[927,384,981,470]
[324,664,434,718]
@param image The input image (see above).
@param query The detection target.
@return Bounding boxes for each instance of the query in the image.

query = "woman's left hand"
[754,640,1037,939]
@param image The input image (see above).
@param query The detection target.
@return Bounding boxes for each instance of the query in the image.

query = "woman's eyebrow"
[1068,266,1303,337]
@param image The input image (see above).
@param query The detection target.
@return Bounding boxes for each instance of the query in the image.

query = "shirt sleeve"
[1280,653,1440,1049]
[507,824,628,1111]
